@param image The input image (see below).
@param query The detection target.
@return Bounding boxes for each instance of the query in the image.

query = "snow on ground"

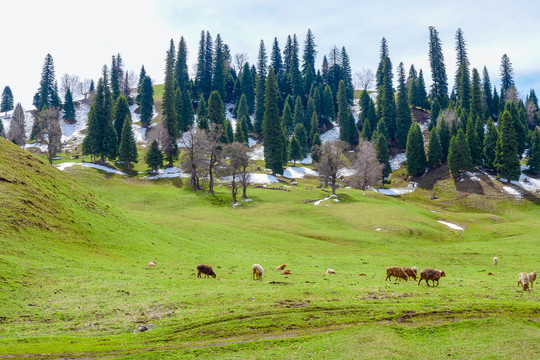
[502,186,523,199]
[55,162,126,175]
[222,173,279,185]
[298,154,312,165]
[248,137,258,147]
[147,167,190,180]
[337,168,355,177]
[283,166,318,178]
[375,182,417,196]
[249,144,264,160]
[225,107,237,130]
[321,124,339,144]
[314,194,338,206]
[61,103,91,145]
[23,142,48,152]
[437,220,464,231]
[390,153,407,171]
[459,171,481,182]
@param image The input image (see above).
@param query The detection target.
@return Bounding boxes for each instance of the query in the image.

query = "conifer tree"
[162,51,179,166]
[427,130,443,167]
[282,101,294,136]
[309,112,319,145]
[454,28,470,107]
[341,47,354,104]
[112,95,130,144]
[376,38,389,90]
[197,94,209,130]
[175,88,184,131]
[375,132,391,179]
[310,132,322,163]
[380,57,396,138]
[405,123,426,175]
[359,90,370,124]
[416,70,430,109]
[361,117,372,141]
[180,90,194,131]
[224,120,234,143]
[482,67,494,119]
[241,62,255,113]
[304,97,316,135]
[377,117,389,140]
[492,87,500,120]
[236,94,251,130]
[207,90,225,126]
[458,62,471,112]
[240,115,249,143]
[466,117,482,165]
[288,35,303,99]
[262,67,284,175]
[62,88,76,123]
[396,62,412,147]
[0,117,3,138]
[321,84,335,127]
[406,64,417,91]
[438,119,450,160]
[470,68,483,121]
[337,80,357,145]
[175,36,190,93]
[475,115,485,146]
[428,27,449,109]
[483,119,498,169]
[293,96,304,126]
[136,65,146,106]
[528,128,540,174]
[429,98,441,130]
[110,54,123,101]
[140,76,154,127]
[145,139,163,173]
[253,40,267,135]
[271,37,285,98]
[293,123,308,157]
[1,86,14,114]
[289,136,302,166]
[118,114,137,168]
[302,29,317,80]
[212,34,227,100]
[37,54,58,111]
[366,100,378,134]
[495,110,521,181]
[505,101,526,155]
[234,118,246,143]
[448,129,473,177]
[500,54,515,100]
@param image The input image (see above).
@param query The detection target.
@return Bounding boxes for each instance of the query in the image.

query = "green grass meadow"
[0,137,539,358]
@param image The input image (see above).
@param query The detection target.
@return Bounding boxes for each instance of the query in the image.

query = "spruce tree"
[145,139,163,173]
[483,119,498,169]
[1,86,14,114]
[375,132,391,179]
[428,27,449,109]
[377,117,389,140]
[361,117,372,140]
[505,101,526,155]
[427,130,443,167]
[240,115,249,143]
[528,128,540,174]
[367,100,378,134]
[470,68,483,121]
[289,35,303,99]
[234,118,245,143]
[180,90,194,131]
[309,112,319,145]
[321,84,335,127]
[271,37,285,99]
[310,132,322,163]
[118,114,138,168]
[396,62,412,147]
[136,65,146,106]
[405,123,426,175]
[416,70,430,109]
[380,57,396,138]
[500,54,515,100]
[293,96,304,126]
[162,51,179,166]
[289,136,303,166]
[62,88,76,123]
[304,97,316,135]
[241,62,255,113]
[430,98,441,131]
[112,95,130,142]
[175,36,189,93]
[302,29,317,81]
[197,94,208,129]
[341,47,354,104]
[140,76,154,127]
[37,54,58,111]
[448,129,473,177]
[359,89,370,124]
[212,34,227,100]
[458,62,471,112]
[376,37,389,90]
[294,123,308,157]
[262,68,284,175]
[282,101,294,136]
[175,88,184,131]
[207,90,225,126]
[224,120,234,143]
[254,40,267,135]
[495,110,521,181]
[237,94,251,130]
[337,80,357,145]
[438,119,450,160]
[482,67,494,119]
[466,117,482,165]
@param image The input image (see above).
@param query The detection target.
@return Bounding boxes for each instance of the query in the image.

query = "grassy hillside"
[1,137,539,358]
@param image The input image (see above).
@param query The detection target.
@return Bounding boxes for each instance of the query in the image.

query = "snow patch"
[248,137,258,147]
[314,194,337,206]
[375,182,417,196]
[320,125,339,144]
[222,173,279,185]
[390,153,407,171]
[502,186,523,199]
[283,166,318,178]
[249,144,264,160]
[55,162,126,175]
[375,228,382,231]
[298,154,312,165]
[147,166,190,180]
[337,168,355,177]
[437,220,464,231]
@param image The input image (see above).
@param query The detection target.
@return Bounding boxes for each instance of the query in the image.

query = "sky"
[1,0,539,109]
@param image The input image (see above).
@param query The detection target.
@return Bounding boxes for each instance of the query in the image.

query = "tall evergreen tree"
[262,67,284,175]
[482,67,494,119]
[175,36,190,93]
[139,76,154,127]
[254,40,267,135]
[495,110,521,181]
[212,34,227,100]
[448,129,473,177]
[320,84,335,127]
[528,128,540,174]
[175,88,184,131]
[427,130,443,167]
[180,89,194,131]
[430,98,441,130]
[37,54,58,111]
[505,101,527,155]
[293,123,308,157]
[288,135,303,166]
[458,61,471,112]
[293,95,304,126]
[282,101,294,136]
[337,80,357,145]
[110,54,123,101]
[483,119,498,169]
[118,114,138,168]
[438,119,450,160]
[428,26,449,108]
[304,97,316,135]
[1,86,14,114]
[375,37,389,89]
[406,64,417,91]
[302,29,317,79]
[309,112,319,145]
[62,88,76,123]
[380,57,396,138]
[224,120,234,143]
[162,51,179,166]
[341,47,354,104]
[289,35,303,99]
[366,100,378,134]
[145,139,163,173]
[395,62,412,147]
[500,54,515,100]
[236,94,251,131]
[234,117,246,143]
[207,90,225,126]
[197,94,208,129]
[112,95,130,142]
[466,117,482,165]
[136,65,146,106]
[405,123,426,175]
[470,68,483,121]
[241,62,255,113]
[375,132,391,179]
[454,28,469,101]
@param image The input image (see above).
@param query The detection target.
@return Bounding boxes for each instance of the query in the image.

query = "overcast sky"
[1,0,539,109]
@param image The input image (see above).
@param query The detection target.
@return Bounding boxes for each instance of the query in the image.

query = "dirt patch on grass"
[275,299,311,308]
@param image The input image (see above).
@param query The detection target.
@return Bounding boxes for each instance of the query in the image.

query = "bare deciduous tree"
[314,140,348,195]
[60,74,81,98]
[234,53,249,72]
[207,124,225,194]
[8,103,26,146]
[355,68,375,91]
[35,107,62,164]
[226,142,250,203]
[526,101,539,128]
[180,126,208,191]
[78,79,94,101]
[348,141,383,190]
[505,86,521,105]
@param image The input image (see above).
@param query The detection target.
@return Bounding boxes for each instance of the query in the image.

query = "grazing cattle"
[197,264,217,279]
[252,264,264,280]
[418,269,445,286]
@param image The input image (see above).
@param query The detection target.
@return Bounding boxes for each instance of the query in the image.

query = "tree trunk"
[208,167,214,194]
[331,178,336,195]
[242,185,247,199]
[231,173,237,203]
